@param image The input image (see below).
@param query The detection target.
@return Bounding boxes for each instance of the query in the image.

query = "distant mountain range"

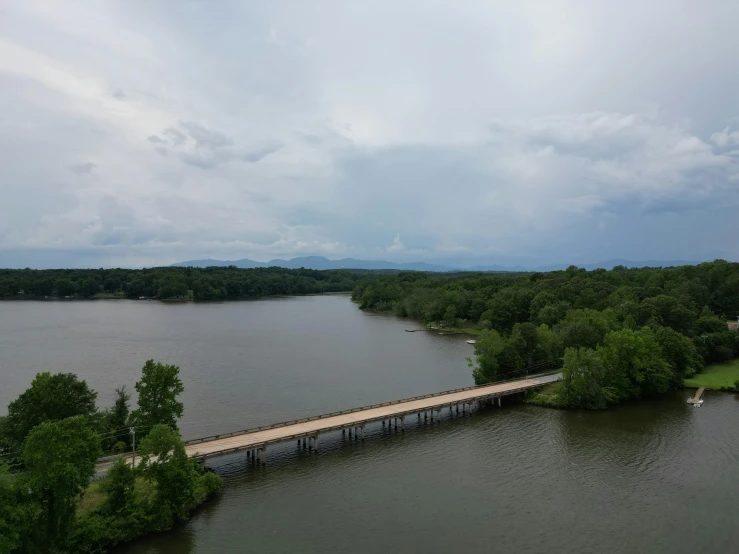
[171,256,702,272]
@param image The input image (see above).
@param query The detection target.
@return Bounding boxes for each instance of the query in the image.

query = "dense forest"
[0,266,365,301]
[353,260,739,408]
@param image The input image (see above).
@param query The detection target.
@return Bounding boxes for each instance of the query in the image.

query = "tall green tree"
[3,372,97,451]
[653,326,703,382]
[469,329,507,384]
[561,347,614,409]
[139,424,197,524]
[103,386,132,451]
[598,328,674,401]
[20,416,101,552]
[132,360,185,434]
[555,308,619,350]
[101,458,136,514]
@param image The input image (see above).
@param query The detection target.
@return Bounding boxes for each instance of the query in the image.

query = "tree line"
[0,266,367,301]
[353,260,739,407]
[0,362,222,553]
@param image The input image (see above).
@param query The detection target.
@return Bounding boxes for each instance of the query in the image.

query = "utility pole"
[130,427,136,468]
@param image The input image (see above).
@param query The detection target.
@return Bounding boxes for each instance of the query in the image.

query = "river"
[1,296,737,553]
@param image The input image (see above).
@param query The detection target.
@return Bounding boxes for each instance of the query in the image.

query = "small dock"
[687,387,705,405]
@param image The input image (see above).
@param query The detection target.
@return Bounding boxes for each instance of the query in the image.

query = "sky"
[1,0,738,269]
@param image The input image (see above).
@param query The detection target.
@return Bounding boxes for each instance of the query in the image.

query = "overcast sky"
[1,1,738,268]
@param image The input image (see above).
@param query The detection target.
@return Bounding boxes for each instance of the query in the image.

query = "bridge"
[96,370,560,474]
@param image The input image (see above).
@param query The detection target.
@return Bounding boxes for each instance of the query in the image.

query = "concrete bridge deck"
[95,371,560,474]
[183,372,561,463]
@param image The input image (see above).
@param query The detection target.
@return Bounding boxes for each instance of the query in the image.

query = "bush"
[66,512,142,554]
[193,472,224,505]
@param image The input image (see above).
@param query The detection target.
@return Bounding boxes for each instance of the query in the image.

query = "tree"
[469,329,507,384]
[0,464,33,554]
[511,322,539,366]
[561,347,613,409]
[102,458,136,513]
[598,328,674,401]
[443,305,457,327]
[20,416,101,551]
[555,308,618,350]
[534,324,563,365]
[54,278,76,297]
[3,372,98,451]
[653,326,703,382]
[139,425,197,524]
[133,360,185,434]
[695,306,728,335]
[104,386,132,451]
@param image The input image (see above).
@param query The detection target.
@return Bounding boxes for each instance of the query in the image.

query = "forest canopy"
[0,266,367,301]
[353,260,739,407]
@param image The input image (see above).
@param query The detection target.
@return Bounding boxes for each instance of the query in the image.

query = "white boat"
[466,339,476,344]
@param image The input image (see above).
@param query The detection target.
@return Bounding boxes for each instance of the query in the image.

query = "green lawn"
[684,359,739,389]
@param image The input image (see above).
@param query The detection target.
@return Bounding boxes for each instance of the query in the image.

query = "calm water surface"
[1,297,737,554]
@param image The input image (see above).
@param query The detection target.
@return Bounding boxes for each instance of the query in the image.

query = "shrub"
[193,472,224,505]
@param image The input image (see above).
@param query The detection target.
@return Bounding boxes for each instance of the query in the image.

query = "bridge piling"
[148,372,561,473]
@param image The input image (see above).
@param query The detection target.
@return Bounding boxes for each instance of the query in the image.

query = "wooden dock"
[687,387,705,405]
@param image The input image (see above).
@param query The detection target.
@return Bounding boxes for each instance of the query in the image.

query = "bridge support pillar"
[498,397,502,407]
[261,447,266,465]
[401,418,405,432]
[314,434,319,451]
[361,426,365,441]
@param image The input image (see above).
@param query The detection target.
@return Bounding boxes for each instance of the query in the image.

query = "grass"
[684,358,739,389]
[78,481,106,516]
[526,382,566,408]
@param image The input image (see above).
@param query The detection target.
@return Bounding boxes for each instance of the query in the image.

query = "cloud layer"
[1,1,738,268]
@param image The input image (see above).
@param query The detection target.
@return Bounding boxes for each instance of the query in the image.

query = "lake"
[1,296,737,554]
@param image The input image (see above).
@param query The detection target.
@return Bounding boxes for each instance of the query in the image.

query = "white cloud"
[711,127,739,147]
[0,0,738,268]
[387,234,404,253]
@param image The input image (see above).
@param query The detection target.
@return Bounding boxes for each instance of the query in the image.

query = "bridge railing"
[183,361,561,447]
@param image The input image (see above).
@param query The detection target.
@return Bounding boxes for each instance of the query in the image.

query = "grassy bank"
[526,382,566,408]
[684,359,739,390]
[68,466,222,553]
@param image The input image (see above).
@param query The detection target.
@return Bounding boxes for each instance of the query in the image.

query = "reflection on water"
[1,298,737,553]
[117,392,739,554]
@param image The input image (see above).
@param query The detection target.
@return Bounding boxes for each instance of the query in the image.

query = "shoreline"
[0,291,354,303]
